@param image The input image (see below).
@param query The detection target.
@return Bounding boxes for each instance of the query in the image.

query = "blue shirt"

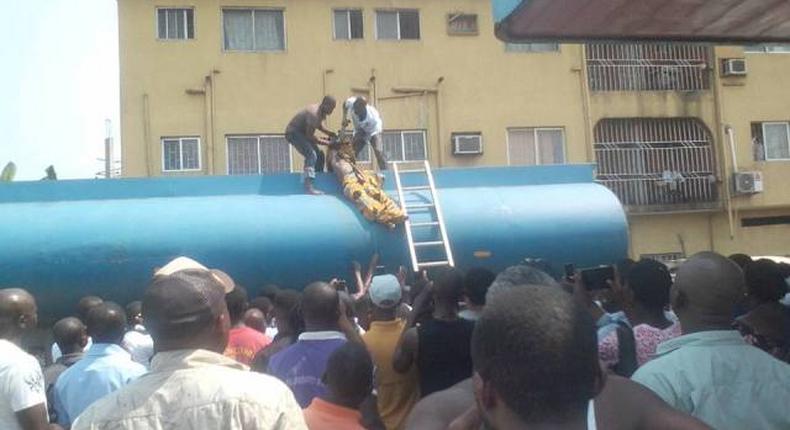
[53,343,146,426]
[267,331,346,408]
[632,330,790,430]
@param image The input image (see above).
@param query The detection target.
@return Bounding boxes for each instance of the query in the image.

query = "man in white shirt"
[73,267,306,430]
[0,288,51,430]
[121,301,153,366]
[342,96,387,170]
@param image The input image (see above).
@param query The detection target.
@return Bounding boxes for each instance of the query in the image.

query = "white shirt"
[344,97,383,136]
[122,325,154,366]
[72,349,307,430]
[0,340,47,430]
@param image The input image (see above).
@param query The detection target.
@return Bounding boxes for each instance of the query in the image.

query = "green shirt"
[632,330,790,430]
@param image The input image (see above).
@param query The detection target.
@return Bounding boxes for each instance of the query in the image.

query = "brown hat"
[155,257,235,294]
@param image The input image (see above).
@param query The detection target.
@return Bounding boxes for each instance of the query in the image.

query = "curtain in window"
[224,10,254,50]
[350,10,364,39]
[334,11,350,39]
[162,140,181,171]
[507,129,536,165]
[254,10,285,51]
[382,132,403,161]
[537,130,564,164]
[228,137,259,174]
[181,139,200,169]
[399,11,420,39]
[260,136,290,173]
[157,10,167,38]
[403,132,426,161]
[377,12,398,39]
[764,124,790,160]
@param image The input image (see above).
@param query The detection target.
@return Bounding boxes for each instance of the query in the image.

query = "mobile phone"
[564,263,575,281]
[580,266,615,291]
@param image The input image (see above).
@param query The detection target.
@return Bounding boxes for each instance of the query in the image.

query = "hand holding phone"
[580,266,615,291]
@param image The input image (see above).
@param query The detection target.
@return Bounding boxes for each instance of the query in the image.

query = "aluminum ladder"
[392,160,455,272]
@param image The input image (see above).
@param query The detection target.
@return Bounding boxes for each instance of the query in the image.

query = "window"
[744,44,790,53]
[334,9,363,40]
[448,14,478,35]
[756,122,790,160]
[594,118,717,209]
[505,42,559,52]
[376,10,420,40]
[507,128,565,165]
[227,135,291,174]
[157,8,194,40]
[223,9,285,51]
[586,43,711,91]
[162,137,200,172]
[377,131,427,162]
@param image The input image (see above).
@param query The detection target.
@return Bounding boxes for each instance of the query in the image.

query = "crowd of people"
[1,251,789,429]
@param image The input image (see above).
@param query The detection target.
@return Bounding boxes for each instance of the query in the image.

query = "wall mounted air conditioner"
[721,58,747,77]
[733,171,763,194]
[452,133,483,155]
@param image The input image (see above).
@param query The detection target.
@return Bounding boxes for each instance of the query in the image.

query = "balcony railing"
[594,118,718,211]
[586,43,711,92]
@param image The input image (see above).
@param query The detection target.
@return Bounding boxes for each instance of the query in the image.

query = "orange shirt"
[303,398,365,430]
[362,319,420,430]
[224,326,271,365]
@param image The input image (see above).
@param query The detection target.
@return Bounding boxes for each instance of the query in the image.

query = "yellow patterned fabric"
[331,135,407,228]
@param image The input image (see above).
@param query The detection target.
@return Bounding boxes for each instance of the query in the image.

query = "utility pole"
[104,119,113,179]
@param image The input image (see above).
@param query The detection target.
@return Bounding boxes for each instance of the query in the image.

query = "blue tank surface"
[0,164,627,321]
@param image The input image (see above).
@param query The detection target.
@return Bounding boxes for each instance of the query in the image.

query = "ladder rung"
[402,185,431,191]
[406,203,435,209]
[414,241,444,247]
[410,221,439,227]
[418,261,450,268]
[399,169,427,174]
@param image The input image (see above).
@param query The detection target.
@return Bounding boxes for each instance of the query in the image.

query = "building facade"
[119,0,790,259]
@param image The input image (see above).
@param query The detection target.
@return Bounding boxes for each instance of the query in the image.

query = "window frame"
[447,13,479,36]
[156,7,195,41]
[161,136,202,172]
[380,130,428,162]
[506,127,567,166]
[221,8,287,53]
[225,134,293,175]
[332,8,364,41]
[744,44,790,54]
[375,9,420,41]
[761,121,790,161]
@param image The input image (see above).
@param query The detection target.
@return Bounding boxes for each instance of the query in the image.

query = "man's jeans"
[286,130,325,180]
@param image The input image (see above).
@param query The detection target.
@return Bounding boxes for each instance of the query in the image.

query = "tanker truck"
[0,163,627,322]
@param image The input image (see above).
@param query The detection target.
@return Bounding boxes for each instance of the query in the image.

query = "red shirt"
[303,398,365,430]
[224,326,272,365]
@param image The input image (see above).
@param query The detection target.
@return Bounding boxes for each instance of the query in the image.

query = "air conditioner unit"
[733,171,763,194]
[721,58,747,77]
[452,134,483,155]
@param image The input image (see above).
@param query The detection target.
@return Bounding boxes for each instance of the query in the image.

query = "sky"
[0,0,120,181]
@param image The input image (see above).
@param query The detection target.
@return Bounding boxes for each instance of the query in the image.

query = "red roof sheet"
[497,0,790,43]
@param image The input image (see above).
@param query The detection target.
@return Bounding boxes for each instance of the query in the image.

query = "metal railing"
[594,118,718,209]
[586,43,711,92]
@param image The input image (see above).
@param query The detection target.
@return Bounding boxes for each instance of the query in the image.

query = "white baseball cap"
[369,274,402,308]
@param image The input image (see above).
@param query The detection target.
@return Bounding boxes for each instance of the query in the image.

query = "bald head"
[53,317,87,355]
[673,252,746,331]
[86,302,127,344]
[143,269,230,353]
[77,296,104,322]
[0,289,38,339]
[301,282,340,329]
[243,308,266,333]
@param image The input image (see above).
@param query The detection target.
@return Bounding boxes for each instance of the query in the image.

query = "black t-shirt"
[417,318,475,397]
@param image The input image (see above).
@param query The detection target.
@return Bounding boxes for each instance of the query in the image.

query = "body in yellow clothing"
[362,319,420,430]
[329,133,406,228]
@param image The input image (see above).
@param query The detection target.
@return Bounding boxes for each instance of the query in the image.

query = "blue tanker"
[0,164,627,321]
